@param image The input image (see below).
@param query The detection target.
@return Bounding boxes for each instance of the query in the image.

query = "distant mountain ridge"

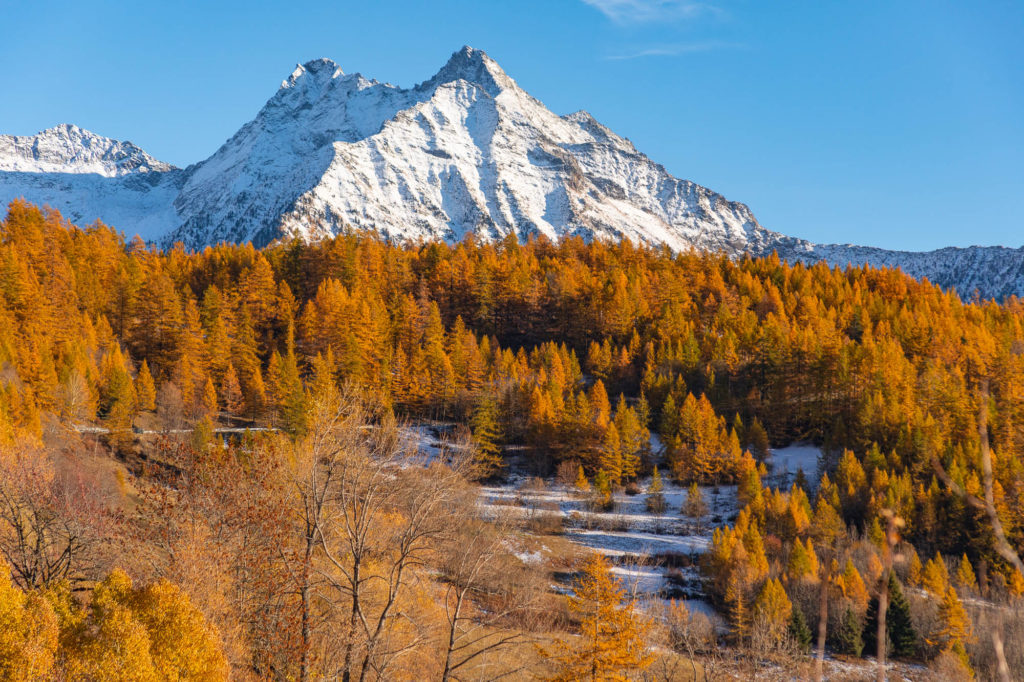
[1,46,1021,299]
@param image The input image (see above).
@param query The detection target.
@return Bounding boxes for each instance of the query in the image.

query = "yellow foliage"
[542,555,652,682]
[840,559,869,613]
[1008,569,1024,597]
[0,561,58,681]
[0,564,228,682]
[922,553,950,596]
[906,548,923,587]
[955,555,977,591]
[786,538,819,582]
[753,577,792,635]
[131,579,230,681]
[930,585,972,659]
[62,570,160,681]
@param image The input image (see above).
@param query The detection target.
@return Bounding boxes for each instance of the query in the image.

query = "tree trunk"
[299,558,310,682]
[875,571,888,682]
[814,569,828,682]
[342,562,361,682]
[441,587,467,682]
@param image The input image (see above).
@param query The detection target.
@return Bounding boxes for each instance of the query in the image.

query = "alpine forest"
[2,199,1024,680]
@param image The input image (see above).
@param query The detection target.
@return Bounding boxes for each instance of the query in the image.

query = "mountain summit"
[424,45,516,96]
[157,45,774,253]
[1,47,1023,299]
[0,124,174,177]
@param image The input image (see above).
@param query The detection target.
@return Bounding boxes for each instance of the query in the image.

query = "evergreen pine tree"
[834,607,864,657]
[863,573,917,659]
[793,468,810,495]
[788,607,813,652]
[746,417,770,460]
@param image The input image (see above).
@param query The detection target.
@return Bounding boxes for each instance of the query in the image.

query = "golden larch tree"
[543,554,652,682]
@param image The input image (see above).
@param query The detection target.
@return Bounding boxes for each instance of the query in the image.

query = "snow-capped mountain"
[0,124,185,238]
[165,47,773,254]
[1,47,1022,299]
[0,123,174,177]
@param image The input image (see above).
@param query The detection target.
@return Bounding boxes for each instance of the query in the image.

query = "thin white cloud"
[582,0,717,24]
[605,41,743,60]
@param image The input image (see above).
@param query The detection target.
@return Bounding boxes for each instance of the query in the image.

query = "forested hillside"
[2,200,1023,679]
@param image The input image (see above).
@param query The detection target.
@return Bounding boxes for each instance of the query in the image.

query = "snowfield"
[332,421,823,614]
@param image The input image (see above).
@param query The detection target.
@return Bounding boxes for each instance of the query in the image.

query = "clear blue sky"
[1,0,1021,250]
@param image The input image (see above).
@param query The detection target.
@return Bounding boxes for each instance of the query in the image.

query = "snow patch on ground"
[478,440,825,618]
[764,443,823,489]
[569,529,709,557]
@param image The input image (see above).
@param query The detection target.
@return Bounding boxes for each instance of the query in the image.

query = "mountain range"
[1,46,1021,299]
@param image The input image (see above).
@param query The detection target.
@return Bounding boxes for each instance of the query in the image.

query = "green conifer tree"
[863,573,917,659]
[788,607,813,652]
[834,607,864,657]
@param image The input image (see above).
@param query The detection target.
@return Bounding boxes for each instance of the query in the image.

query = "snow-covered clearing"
[407,424,823,616]
[765,443,822,490]
[477,462,735,609]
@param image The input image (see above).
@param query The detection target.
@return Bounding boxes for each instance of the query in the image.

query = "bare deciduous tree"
[294,385,472,682]
[0,437,107,591]
[437,515,540,681]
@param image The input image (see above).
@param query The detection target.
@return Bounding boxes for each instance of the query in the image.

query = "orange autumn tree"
[543,555,652,681]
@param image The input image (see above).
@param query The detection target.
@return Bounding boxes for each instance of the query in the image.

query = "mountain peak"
[424,45,514,97]
[0,124,174,176]
[281,58,344,90]
[44,123,81,136]
[302,57,343,75]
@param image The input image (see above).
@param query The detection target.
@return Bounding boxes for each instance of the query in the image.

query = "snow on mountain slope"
[774,239,1024,300]
[0,169,185,242]
[0,124,173,176]
[1,47,1023,299]
[166,46,770,254]
[0,124,185,240]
